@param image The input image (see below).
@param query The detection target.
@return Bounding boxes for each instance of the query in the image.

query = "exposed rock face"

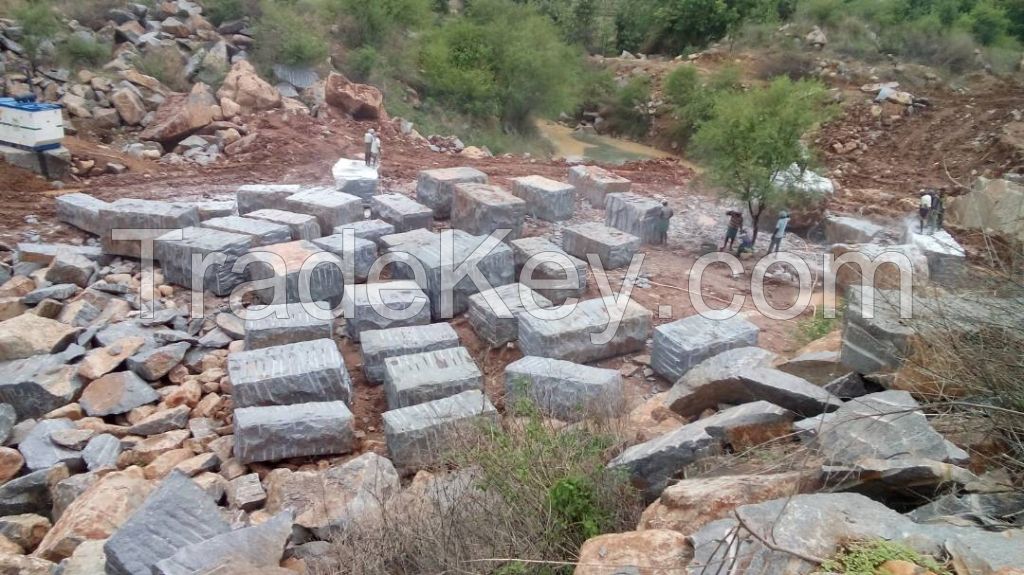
[139,83,217,144]
[574,529,692,575]
[325,72,385,120]
[216,60,282,115]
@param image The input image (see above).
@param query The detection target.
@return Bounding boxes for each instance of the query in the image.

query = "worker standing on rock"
[768,210,790,254]
[363,128,375,166]
[370,133,382,167]
[931,190,945,231]
[919,191,932,233]
[658,200,674,245]
[722,210,743,251]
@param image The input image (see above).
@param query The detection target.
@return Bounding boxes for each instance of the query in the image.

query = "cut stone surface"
[378,228,437,252]
[388,229,515,318]
[332,157,379,201]
[371,193,433,233]
[605,192,664,244]
[467,283,552,347]
[17,243,105,266]
[568,165,631,208]
[246,209,321,241]
[286,187,363,232]
[233,401,355,464]
[518,296,651,363]
[45,250,98,288]
[383,390,498,471]
[0,314,78,361]
[510,175,575,222]
[264,452,399,538]
[361,323,460,384]
[561,222,640,269]
[651,313,760,384]
[81,433,122,470]
[777,350,846,386]
[236,184,302,215]
[79,371,160,417]
[451,183,526,240]
[0,353,83,419]
[902,220,966,286]
[667,365,839,419]
[333,219,395,246]
[312,234,378,283]
[416,167,488,218]
[384,346,482,409]
[227,473,266,511]
[196,199,236,220]
[342,280,431,341]
[97,199,200,257]
[664,346,775,410]
[228,338,352,408]
[152,511,292,575]
[126,342,190,381]
[244,240,344,305]
[201,216,292,246]
[18,419,83,472]
[504,356,623,421]
[510,236,588,304]
[55,193,109,236]
[824,214,885,244]
[243,302,334,349]
[103,471,230,575]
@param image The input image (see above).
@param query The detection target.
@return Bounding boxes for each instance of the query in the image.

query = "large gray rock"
[382,390,498,471]
[0,404,14,444]
[664,347,775,412]
[236,184,302,215]
[0,465,69,516]
[388,230,515,319]
[79,371,160,416]
[312,233,377,283]
[55,193,109,236]
[286,187,363,232]
[243,302,334,349]
[561,222,640,269]
[688,492,1024,575]
[153,510,293,575]
[651,313,760,384]
[17,243,106,266]
[378,228,437,252]
[233,401,355,463]
[416,167,488,218]
[97,199,200,257]
[451,183,526,240]
[45,250,98,288]
[667,366,840,418]
[510,236,588,304]
[201,215,292,246]
[82,433,122,470]
[332,157,379,202]
[244,240,344,306]
[228,338,352,408]
[0,353,83,419]
[467,283,551,347]
[605,192,664,244]
[370,193,433,233]
[504,356,623,421]
[568,165,630,208]
[333,219,395,246]
[19,418,83,471]
[104,471,230,575]
[510,175,575,222]
[824,214,885,244]
[264,453,399,538]
[518,296,651,363]
[342,280,431,341]
[610,401,793,496]
[22,283,79,305]
[384,346,482,409]
[361,323,460,384]
[246,209,321,241]
[902,219,966,286]
[126,341,190,381]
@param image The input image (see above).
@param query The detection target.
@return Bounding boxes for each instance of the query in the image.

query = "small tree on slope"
[692,76,832,246]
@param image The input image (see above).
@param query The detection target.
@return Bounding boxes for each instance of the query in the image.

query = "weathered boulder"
[0,314,77,361]
[0,465,69,516]
[265,453,399,538]
[574,530,691,575]
[139,83,217,144]
[153,511,293,575]
[216,60,281,115]
[824,214,885,244]
[104,471,230,575]
[0,352,84,419]
[79,372,159,417]
[78,338,146,381]
[111,88,147,126]
[44,251,97,288]
[82,434,122,471]
[0,513,50,551]
[19,419,83,472]
[667,365,840,419]
[324,72,384,120]
[0,447,23,482]
[126,342,189,382]
[34,466,152,561]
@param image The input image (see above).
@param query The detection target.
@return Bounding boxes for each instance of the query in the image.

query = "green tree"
[253,0,329,68]
[319,0,434,47]
[965,0,1011,45]
[692,76,831,244]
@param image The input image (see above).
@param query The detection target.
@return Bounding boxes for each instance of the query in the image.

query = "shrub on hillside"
[317,0,433,47]
[205,0,254,25]
[600,76,652,138]
[136,48,190,92]
[345,45,380,83]
[59,36,111,67]
[663,65,741,144]
[964,0,1012,45]
[420,0,583,131]
[12,1,59,66]
[253,0,328,69]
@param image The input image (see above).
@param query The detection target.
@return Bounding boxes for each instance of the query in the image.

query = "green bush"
[601,75,652,138]
[253,0,329,69]
[317,0,433,47]
[59,36,111,67]
[663,65,741,144]
[419,0,583,131]
[135,48,190,92]
[12,1,59,65]
[964,0,1012,45]
[822,540,950,575]
[205,0,249,25]
[345,45,379,82]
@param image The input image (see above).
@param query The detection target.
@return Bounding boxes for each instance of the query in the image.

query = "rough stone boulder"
[574,529,691,575]
[216,60,282,115]
[139,83,217,144]
[325,72,385,120]
[153,511,293,575]
[0,314,78,362]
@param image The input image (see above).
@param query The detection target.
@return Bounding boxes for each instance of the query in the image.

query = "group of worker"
[363,129,382,167]
[918,189,945,234]
[721,209,790,257]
